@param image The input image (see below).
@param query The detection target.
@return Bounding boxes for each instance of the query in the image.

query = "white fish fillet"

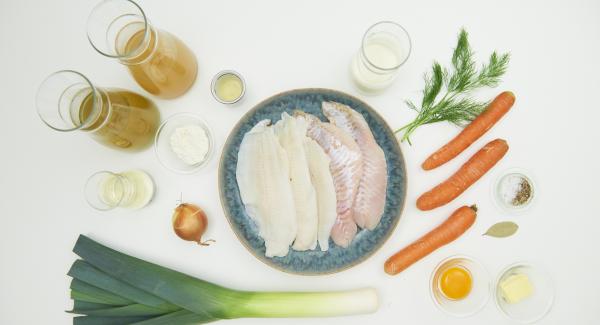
[304,138,337,251]
[295,112,362,248]
[236,120,297,257]
[322,101,387,230]
[274,113,318,251]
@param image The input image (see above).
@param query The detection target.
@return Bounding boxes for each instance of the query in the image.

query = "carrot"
[422,91,515,171]
[417,139,508,211]
[384,205,477,275]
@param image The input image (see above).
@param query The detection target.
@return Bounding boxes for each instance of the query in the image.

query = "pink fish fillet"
[295,111,362,248]
[322,101,387,230]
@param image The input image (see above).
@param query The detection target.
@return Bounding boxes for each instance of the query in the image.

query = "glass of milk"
[350,21,412,94]
[84,170,155,210]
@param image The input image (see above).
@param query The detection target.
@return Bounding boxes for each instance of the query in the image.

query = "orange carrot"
[384,205,477,275]
[417,139,508,211]
[422,91,515,171]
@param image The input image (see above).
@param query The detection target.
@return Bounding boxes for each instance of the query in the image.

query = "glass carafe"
[87,0,198,99]
[36,70,160,152]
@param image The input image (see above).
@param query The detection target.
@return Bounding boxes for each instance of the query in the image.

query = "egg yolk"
[439,266,472,300]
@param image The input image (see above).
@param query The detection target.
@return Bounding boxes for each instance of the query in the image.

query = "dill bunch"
[396,29,510,144]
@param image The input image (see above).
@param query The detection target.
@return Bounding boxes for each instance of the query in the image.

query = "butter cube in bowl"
[494,262,555,323]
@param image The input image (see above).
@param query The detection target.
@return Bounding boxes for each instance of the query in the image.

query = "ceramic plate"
[219,88,406,275]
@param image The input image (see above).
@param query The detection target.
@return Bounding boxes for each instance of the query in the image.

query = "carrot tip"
[469,204,478,212]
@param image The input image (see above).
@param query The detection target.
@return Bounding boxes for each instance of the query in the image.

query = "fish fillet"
[322,101,387,230]
[304,138,337,251]
[236,120,297,257]
[274,113,318,251]
[295,112,362,248]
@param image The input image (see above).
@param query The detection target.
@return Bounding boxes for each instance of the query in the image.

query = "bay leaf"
[483,221,518,238]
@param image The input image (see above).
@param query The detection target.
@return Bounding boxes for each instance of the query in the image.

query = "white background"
[1,0,599,324]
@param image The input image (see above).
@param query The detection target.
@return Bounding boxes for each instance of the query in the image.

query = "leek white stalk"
[229,289,378,318]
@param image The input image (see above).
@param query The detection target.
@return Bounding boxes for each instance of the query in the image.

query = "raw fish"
[295,112,362,248]
[236,120,297,257]
[323,101,387,230]
[304,138,337,251]
[274,113,318,251]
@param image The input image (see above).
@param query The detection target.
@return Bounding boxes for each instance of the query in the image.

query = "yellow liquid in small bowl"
[439,266,473,300]
[214,74,243,102]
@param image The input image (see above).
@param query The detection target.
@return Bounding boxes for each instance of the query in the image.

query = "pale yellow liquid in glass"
[215,74,243,102]
[98,170,154,209]
[77,89,160,152]
[122,28,198,99]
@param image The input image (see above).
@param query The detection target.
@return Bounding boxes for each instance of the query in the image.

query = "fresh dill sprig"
[396,29,510,144]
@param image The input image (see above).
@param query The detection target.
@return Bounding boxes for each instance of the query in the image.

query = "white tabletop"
[1,0,599,324]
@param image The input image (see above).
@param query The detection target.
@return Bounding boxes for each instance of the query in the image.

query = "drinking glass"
[36,70,160,152]
[350,21,412,93]
[87,0,198,99]
[84,170,154,210]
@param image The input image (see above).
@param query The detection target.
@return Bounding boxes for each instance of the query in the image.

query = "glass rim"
[36,70,99,132]
[84,170,125,211]
[86,0,150,59]
[361,21,412,71]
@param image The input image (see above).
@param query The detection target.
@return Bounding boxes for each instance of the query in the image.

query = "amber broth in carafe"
[74,89,159,151]
[120,27,197,99]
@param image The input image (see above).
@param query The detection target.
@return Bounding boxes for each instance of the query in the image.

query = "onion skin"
[172,203,212,245]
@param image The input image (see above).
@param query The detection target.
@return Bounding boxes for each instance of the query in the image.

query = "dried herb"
[512,179,532,206]
[483,221,518,238]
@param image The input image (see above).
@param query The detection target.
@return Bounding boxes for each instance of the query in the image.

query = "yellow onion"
[172,203,214,245]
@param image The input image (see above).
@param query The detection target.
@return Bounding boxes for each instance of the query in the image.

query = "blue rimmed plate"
[218,88,406,275]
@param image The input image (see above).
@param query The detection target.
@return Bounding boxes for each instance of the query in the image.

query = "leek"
[67,235,379,324]
[70,304,173,317]
[73,315,152,325]
[73,301,117,311]
[70,279,134,306]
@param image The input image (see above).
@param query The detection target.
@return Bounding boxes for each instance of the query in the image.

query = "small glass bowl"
[492,168,537,214]
[430,255,491,317]
[154,113,214,174]
[84,171,126,211]
[83,169,154,211]
[494,262,555,324]
[211,70,246,104]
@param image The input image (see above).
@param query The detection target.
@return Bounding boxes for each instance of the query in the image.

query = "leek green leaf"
[71,279,132,306]
[132,310,215,325]
[69,303,178,317]
[69,259,175,309]
[73,301,117,311]
[71,291,121,305]
[73,315,151,325]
